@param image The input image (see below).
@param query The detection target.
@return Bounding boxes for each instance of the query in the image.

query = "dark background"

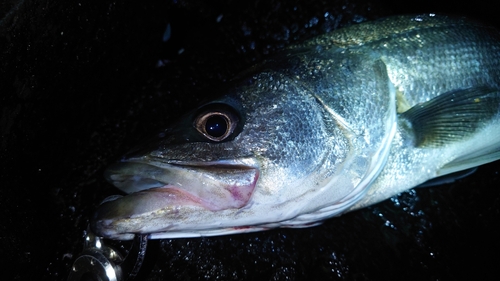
[1,0,499,280]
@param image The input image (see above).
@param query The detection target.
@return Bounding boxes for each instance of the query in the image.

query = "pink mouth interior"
[140,169,259,211]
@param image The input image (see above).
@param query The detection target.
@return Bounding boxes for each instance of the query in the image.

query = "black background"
[1,0,499,280]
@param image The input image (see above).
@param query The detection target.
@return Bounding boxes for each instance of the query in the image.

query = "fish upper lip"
[155,157,260,169]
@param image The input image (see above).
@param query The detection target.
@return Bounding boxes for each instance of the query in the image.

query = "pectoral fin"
[401,86,500,147]
[402,86,500,177]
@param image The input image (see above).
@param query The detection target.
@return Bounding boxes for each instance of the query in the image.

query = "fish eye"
[194,110,238,142]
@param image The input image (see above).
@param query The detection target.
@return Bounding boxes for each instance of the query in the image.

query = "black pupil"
[205,115,228,138]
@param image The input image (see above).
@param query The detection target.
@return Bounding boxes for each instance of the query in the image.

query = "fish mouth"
[91,158,259,239]
[105,161,259,211]
[102,158,260,211]
[94,159,259,222]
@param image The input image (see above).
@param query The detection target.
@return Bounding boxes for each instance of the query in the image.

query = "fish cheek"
[244,90,328,198]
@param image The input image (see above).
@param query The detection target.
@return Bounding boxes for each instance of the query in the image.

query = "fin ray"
[401,86,500,147]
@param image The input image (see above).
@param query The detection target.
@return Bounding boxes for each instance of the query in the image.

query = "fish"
[91,14,500,240]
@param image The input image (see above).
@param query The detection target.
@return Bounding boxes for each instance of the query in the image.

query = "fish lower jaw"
[143,220,326,239]
[147,226,272,239]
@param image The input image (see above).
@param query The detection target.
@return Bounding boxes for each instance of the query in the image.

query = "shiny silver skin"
[92,14,500,240]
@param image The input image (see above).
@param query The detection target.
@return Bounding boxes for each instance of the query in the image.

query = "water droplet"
[162,23,171,42]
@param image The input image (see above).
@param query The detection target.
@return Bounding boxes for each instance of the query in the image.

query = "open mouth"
[102,159,260,212]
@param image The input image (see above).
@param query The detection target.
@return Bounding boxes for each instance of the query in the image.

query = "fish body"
[92,14,500,240]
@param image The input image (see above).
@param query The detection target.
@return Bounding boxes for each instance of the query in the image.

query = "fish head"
[91,70,391,240]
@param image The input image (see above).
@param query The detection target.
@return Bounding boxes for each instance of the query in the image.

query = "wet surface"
[1,0,500,280]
